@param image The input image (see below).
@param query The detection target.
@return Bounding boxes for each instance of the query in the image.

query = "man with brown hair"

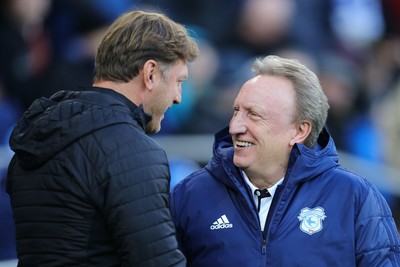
[7,10,198,266]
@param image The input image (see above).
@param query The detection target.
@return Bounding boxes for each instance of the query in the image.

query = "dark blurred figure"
[0,81,21,262]
[0,0,114,110]
[43,0,113,92]
[378,78,400,232]
[157,0,296,67]
[0,0,53,109]
[380,0,400,37]
[0,0,49,261]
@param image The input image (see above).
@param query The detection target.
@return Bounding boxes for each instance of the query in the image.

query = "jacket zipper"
[262,238,267,254]
[261,235,268,266]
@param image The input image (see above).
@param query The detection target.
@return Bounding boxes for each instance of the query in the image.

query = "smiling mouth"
[234,140,254,148]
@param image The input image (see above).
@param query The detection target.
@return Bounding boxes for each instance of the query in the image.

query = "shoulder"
[323,165,390,215]
[324,165,374,192]
[172,168,214,194]
[77,123,167,187]
[93,118,163,154]
[171,167,224,206]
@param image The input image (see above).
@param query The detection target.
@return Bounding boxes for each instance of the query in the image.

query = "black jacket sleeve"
[97,125,186,266]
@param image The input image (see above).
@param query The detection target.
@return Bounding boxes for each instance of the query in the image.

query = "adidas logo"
[210,214,233,230]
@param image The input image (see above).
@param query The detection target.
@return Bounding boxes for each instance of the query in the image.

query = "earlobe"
[289,120,312,146]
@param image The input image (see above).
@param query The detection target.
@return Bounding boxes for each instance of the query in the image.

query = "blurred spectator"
[236,0,295,54]
[152,0,245,48]
[380,0,400,36]
[376,76,400,231]
[330,0,385,51]
[161,36,221,134]
[0,0,124,110]
[42,0,111,92]
[378,79,400,170]
[0,0,53,109]
[363,37,400,102]
[319,51,365,151]
[289,0,335,60]
[0,82,20,261]
[0,1,39,259]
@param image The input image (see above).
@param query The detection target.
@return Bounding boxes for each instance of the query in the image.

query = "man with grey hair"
[170,55,400,266]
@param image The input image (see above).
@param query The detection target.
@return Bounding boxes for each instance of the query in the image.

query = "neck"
[244,170,284,189]
[93,80,142,106]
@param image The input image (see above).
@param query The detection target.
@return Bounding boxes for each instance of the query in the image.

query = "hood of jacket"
[205,126,340,191]
[9,87,151,170]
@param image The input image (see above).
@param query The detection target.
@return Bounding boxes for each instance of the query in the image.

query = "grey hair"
[252,55,329,147]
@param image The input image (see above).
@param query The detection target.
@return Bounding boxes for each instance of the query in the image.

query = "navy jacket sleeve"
[355,180,400,266]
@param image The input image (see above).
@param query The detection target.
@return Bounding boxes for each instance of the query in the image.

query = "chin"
[145,121,161,134]
[233,157,247,169]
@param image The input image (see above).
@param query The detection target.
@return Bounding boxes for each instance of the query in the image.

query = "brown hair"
[93,10,199,83]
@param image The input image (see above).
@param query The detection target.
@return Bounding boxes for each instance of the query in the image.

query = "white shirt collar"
[242,171,284,199]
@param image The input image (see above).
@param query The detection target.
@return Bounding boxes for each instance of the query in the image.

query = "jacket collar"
[85,86,152,128]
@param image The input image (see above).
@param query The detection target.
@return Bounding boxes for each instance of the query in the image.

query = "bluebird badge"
[297,207,327,235]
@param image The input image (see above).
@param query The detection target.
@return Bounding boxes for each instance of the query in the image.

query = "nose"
[229,113,247,135]
[173,88,182,105]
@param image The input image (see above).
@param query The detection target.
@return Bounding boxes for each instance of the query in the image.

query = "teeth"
[235,141,253,147]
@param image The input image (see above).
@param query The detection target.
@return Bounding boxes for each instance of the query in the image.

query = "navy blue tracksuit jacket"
[171,127,400,267]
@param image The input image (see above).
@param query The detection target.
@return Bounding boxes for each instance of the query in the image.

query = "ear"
[143,60,157,90]
[289,120,312,146]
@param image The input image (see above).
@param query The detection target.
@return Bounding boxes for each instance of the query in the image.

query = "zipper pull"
[262,239,267,255]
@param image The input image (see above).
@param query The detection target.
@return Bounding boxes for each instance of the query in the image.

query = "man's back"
[7,89,183,266]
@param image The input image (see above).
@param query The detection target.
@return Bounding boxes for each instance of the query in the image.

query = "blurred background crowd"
[1,0,399,263]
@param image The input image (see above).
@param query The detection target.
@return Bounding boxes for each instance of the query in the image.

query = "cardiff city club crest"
[297,207,327,235]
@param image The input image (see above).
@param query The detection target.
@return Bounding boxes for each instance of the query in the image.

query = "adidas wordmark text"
[210,214,233,230]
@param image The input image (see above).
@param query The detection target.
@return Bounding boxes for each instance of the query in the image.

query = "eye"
[232,107,239,116]
[250,111,259,117]
[249,111,263,120]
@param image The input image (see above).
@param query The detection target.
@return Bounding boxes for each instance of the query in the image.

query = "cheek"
[267,118,294,136]
[256,124,289,150]
[161,83,174,100]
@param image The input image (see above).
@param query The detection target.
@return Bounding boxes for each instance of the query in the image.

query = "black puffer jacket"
[7,87,185,266]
